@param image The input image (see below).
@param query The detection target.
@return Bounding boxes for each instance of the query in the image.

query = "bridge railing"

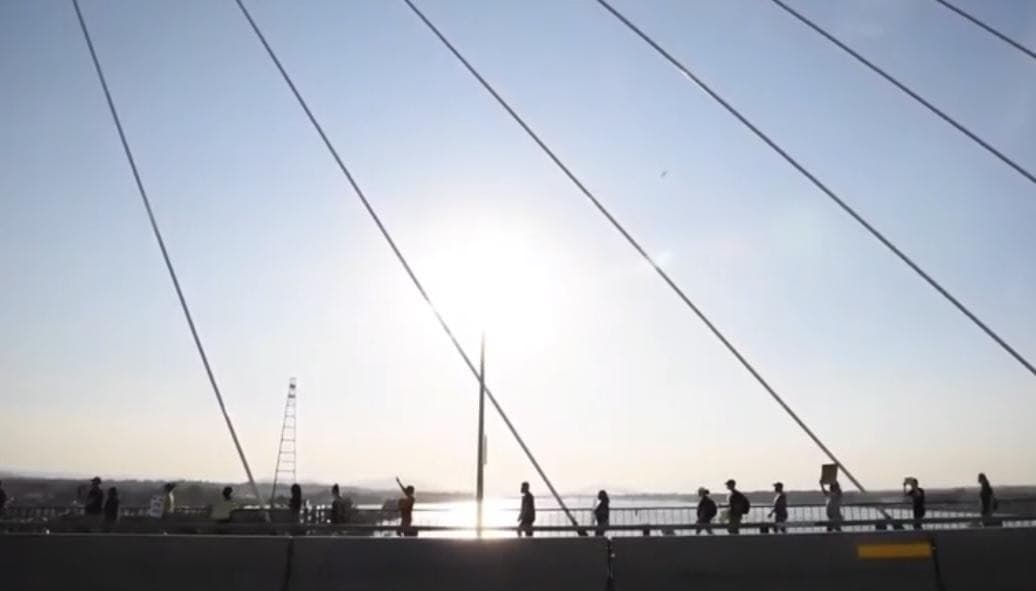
[4,497,1034,536]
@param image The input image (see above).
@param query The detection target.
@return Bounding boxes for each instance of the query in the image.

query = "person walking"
[903,477,926,530]
[103,487,120,527]
[769,482,788,533]
[593,490,610,537]
[396,477,417,537]
[725,479,750,535]
[211,486,236,523]
[289,484,304,522]
[84,477,104,519]
[160,483,177,518]
[517,481,536,537]
[978,473,998,526]
[696,487,717,535]
[329,484,352,526]
[820,479,843,532]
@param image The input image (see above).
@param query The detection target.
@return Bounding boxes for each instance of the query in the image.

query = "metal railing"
[3,498,1034,537]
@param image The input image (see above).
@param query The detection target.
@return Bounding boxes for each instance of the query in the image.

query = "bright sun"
[421,225,560,354]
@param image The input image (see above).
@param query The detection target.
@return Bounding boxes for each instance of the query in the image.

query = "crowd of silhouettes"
[9,471,1003,537]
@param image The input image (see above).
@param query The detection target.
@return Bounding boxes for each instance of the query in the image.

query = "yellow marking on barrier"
[856,542,932,560]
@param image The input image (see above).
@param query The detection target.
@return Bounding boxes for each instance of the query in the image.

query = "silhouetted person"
[593,490,610,537]
[903,477,925,530]
[211,486,236,523]
[103,487,120,526]
[978,473,997,526]
[518,481,536,537]
[725,479,750,535]
[329,484,352,525]
[769,482,788,533]
[0,480,8,517]
[84,477,104,520]
[161,483,176,518]
[696,487,717,535]
[396,477,417,537]
[289,484,303,521]
[821,480,843,532]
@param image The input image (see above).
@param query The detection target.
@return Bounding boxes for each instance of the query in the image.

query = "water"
[360,496,981,538]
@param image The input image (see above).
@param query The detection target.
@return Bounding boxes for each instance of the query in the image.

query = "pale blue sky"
[1,0,1034,494]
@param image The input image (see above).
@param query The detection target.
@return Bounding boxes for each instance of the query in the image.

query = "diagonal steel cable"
[231,0,579,527]
[595,0,1036,380]
[399,0,873,493]
[72,0,266,509]
[768,0,1035,185]
[933,0,1036,62]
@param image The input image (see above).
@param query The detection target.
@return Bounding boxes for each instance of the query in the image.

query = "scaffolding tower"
[270,377,297,504]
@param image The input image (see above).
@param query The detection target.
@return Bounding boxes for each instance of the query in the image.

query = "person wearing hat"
[903,477,925,530]
[84,477,104,518]
[725,479,750,535]
[695,487,717,535]
[769,482,788,533]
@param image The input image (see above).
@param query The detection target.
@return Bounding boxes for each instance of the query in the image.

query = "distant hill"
[0,475,469,508]
[2,472,1034,508]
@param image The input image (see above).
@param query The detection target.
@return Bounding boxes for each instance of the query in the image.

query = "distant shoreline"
[2,474,1033,508]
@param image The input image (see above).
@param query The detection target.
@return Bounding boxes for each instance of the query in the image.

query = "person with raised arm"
[396,477,417,537]
[820,479,843,532]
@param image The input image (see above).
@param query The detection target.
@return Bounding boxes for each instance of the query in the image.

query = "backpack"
[732,492,750,516]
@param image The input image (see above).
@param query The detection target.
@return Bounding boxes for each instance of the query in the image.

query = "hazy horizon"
[2,0,1035,495]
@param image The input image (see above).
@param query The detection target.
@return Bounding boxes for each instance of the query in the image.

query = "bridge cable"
[766,0,1035,186]
[596,0,1036,380]
[71,0,267,510]
[933,0,1036,62]
[400,0,874,493]
[230,0,580,528]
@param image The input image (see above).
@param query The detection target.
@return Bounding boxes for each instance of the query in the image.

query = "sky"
[1,0,1034,496]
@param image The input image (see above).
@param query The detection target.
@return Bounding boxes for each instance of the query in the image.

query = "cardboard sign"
[820,463,839,485]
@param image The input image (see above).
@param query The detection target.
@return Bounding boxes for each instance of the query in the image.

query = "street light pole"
[476,331,487,538]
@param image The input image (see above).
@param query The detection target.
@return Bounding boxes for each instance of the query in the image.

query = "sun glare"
[422,225,560,354]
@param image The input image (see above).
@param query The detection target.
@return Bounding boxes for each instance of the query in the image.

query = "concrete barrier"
[0,534,291,591]
[934,528,1036,590]
[4,529,1035,590]
[288,537,609,591]
[612,531,937,590]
